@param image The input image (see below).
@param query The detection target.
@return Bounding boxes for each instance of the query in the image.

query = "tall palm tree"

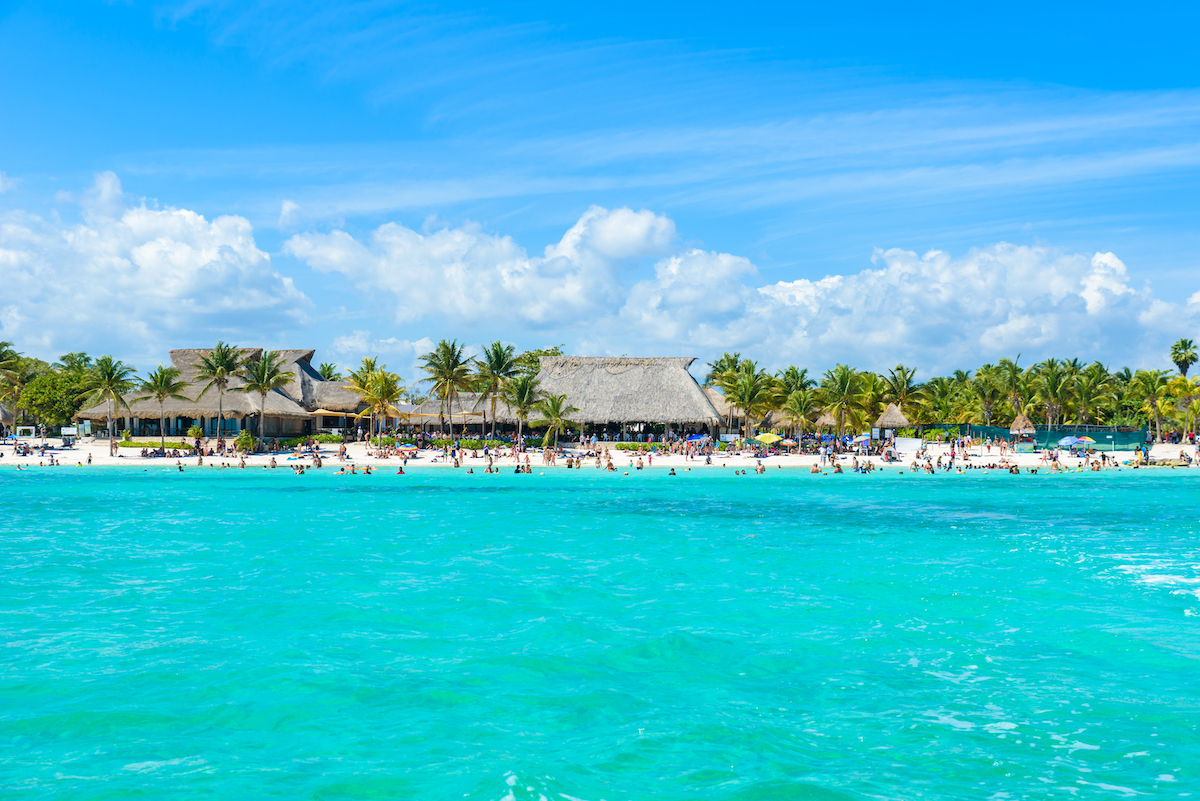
[857,372,888,426]
[781,388,818,436]
[819,364,862,437]
[317,362,342,381]
[346,357,382,439]
[723,365,777,439]
[705,352,741,386]
[775,365,815,396]
[356,369,407,441]
[884,364,921,420]
[133,366,191,451]
[1073,364,1113,424]
[968,367,1004,426]
[77,356,138,452]
[0,341,21,385]
[234,351,295,446]
[919,376,961,424]
[533,393,579,447]
[996,357,1027,418]
[1131,369,1170,443]
[1171,338,1198,377]
[502,374,542,443]
[476,341,518,438]
[1034,360,1073,427]
[193,342,241,440]
[420,339,474,438]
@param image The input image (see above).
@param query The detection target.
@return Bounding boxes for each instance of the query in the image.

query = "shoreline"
[3,439,1197,472]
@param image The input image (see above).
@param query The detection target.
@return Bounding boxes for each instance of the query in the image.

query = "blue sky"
[3,0,1200,378]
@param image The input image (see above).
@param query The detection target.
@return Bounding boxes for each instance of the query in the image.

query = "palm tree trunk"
[260,393,266,450]
[109,395,115,454]
[160,403,166,452]
[217,388,224,440]
[491,392,497,439]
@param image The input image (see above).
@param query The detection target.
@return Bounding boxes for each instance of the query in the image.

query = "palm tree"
[1171,338,1198,377]
[346,357,382,439]
[356,369,407,441]
[234,351,295,447]
[533,393,579,447]
[133,366,191,452]
[1073,364,1113,424]
[723,364,777,439]
[77,355,138,452]
[193,342,241,440]
[476,341,518,438]
[781,388,818,436]
[919,376,960,423]
[317,362,342,381]
[502,374,542,443]
[705,352,741,386]
[775,365,815,395]
[420,339,474,438]
[857,372,888,426]
[968,371,1004,426]
[1131,369,1170,443]
[884,364,921,420]
[0,341,20,385]
[819,364,862,437]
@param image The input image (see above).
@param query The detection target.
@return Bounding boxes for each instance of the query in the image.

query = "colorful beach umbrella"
[1075,436,1096,443]
[755,433,782,444]
[1058,436,1078,446]
[781,439,797,445]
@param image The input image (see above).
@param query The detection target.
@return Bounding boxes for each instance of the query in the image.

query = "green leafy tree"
[1131,369,1171,443]
[705,352,742,386]
[781,388,818,435]
[194,342,242,439]
[234,351,295,445]
[317,362,342,381]
[356,369,407,440]
[133,366,191,451]
[532,393,579,447]
[514,345,565,379]
[476,341,518,438]
[775,365,814,395]
[77,356,138,451]
[17,371,86,427]
[723,363,777,439]
[884,364,922,420]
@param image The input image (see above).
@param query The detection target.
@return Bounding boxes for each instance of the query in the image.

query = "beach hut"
[1009,413,1036,453]
[873,403,910,436]
[498,356,723,440]
[814,411,837,429]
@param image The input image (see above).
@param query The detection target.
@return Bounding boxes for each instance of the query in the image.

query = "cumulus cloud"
[284,204,675,328]
[286,207,1200,374]
[0,172,18,193]
[0,173,309,363]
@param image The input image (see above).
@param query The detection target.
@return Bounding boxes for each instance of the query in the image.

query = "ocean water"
[2,466,1198,800]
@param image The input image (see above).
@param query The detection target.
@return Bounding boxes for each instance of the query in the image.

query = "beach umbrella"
[781,439,797,445]
[755,433,782,444]
[1058,436,1078,446]
[686,434,707,441]
[1075,436,1096,443]
[853,434,871,442]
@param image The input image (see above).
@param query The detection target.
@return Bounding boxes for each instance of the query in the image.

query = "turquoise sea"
[2,467,1198,799]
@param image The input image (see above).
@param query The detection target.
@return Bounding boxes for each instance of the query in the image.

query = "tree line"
[705,338,1200,443]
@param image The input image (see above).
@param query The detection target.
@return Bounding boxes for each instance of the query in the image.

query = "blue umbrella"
[686,434,707,441]
[1058,436,1078,446]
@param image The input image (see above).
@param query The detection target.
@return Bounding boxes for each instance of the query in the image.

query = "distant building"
[75,348,363,438]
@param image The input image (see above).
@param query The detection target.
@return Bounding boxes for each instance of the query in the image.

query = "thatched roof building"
[0,402,13,426]
[499,357,722,426]
[1010,414,1036,434]
[874,403,910,429]
[814,411,837,428]
[75,348,365,437]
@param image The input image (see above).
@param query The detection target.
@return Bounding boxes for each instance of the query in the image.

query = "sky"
[3,0,1200,380]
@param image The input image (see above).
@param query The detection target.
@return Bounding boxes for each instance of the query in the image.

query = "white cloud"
[0,172,18,193]
[0,173,309,364]
[287,208,1200,374]
[284,204,674,327]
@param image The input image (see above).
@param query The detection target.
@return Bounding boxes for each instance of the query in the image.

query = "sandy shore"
[3,438,1197,471]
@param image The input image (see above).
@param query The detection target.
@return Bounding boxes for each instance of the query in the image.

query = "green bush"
[121,429,132,442]
[187,425,203,439]
[278,434,346,447]
[233,429,256,452]
[118,440,189,450]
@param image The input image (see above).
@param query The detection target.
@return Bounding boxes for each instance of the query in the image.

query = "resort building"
[498,356,723,438]
[75,349,364,438]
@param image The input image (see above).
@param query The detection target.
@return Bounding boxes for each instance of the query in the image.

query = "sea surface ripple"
[1,467,1198,799]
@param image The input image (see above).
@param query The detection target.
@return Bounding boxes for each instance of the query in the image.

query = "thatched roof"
[874,403,910,429]
[496,357,722,425]
[701,386,733,417]
[75,347,364,421]
[814,411,837,427]
[410,392,492,419]
[0,402,12,425]
[1010,414,1036,434]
